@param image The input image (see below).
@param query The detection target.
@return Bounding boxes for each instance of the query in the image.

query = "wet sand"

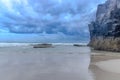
[0,45,92,80]
[90,50,120,80]
[0,45,120,80]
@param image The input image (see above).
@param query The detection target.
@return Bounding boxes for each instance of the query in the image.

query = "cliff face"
[89,0,120,52]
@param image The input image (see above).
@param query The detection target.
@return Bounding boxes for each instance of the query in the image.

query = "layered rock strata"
[89,0,120,51]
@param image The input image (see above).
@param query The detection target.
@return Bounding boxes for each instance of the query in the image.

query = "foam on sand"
[95,59,120,73]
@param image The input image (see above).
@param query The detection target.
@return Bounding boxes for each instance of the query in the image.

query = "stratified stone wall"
[89,0,120,52]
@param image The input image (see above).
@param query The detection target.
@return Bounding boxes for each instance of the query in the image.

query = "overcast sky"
[0,0,105,43]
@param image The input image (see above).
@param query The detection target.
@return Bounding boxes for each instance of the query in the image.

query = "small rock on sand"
[33,43,53,48]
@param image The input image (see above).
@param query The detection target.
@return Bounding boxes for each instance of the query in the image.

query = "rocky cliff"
[89,0,120,52]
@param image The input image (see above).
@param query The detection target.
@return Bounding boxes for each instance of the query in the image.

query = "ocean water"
[0,44,93,80]
[0,43,88,47]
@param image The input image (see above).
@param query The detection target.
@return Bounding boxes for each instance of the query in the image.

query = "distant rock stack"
[89,0,120,52]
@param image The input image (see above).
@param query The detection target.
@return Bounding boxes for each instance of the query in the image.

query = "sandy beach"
[0,45,93,80]
[0,44,120,80]
[90,50,120,80]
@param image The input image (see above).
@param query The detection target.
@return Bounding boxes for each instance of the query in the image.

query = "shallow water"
[0,45,93,80]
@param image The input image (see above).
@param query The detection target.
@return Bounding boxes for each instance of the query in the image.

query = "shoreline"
[90,50,120,63]
[90,50,120,80]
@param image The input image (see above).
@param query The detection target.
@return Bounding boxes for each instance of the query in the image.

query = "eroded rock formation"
[89,0,120,51]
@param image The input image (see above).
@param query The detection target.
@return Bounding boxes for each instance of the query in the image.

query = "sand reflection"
[0,46,94,80]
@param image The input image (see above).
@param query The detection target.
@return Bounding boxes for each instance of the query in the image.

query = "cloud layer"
[0,0,105,42]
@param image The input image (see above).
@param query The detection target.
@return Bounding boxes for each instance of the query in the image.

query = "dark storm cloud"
[0,0,106,35]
